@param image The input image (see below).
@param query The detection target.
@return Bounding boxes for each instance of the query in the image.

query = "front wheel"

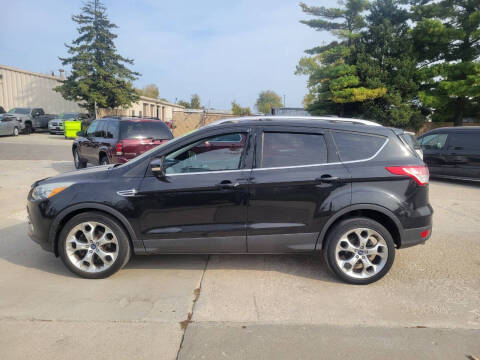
[73,148,87,169]
[324,217,395,285]
[58,212,131,279]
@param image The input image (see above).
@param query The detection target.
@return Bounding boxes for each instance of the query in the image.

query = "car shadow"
[430,178,480,188]
[0,221,339,283]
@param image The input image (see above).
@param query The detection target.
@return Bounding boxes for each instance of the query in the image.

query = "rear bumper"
[400,224,432,248]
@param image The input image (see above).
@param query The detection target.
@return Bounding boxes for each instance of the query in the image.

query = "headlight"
[31,182,74,200]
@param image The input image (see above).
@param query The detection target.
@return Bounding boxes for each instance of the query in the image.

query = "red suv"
[72,117,173,168]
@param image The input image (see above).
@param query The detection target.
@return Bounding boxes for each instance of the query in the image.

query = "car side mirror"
[150,157,166,178]
[76,130,86,137]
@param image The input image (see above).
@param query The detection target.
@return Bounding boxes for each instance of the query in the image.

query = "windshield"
[8,108,30,114]
[60,113,78,119]
[119,121,173,140]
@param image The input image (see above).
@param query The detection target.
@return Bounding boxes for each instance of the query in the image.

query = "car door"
[444,131,480,180]
[0,116,9,135]
[136,128,254,253]
[247,126,351,253]
[79,119,98,163]
[418,132,449,176]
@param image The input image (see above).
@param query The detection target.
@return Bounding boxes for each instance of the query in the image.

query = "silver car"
[48,112,89,134]
[0,114,20,136]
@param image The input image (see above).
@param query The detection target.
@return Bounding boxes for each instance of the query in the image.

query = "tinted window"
[261,132,327,168]
[164,133,247,174]
[86,120,98,136]
[447,132,480,152]
[60,112,78,119]
[106,121,119,139]
[119,121,173,140]
[94,120,106,137]
[419,133,448,151]
[333,132,386,162]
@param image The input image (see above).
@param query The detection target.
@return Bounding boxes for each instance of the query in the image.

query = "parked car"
[28,116,432,283]
[418,127,480,181]
[0,114,20,136]
[49,112,91,134]
[72,117,174,168]
[0,106,5,114]
[6,107,56,133]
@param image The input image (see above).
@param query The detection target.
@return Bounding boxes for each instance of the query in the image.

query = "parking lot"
[0,133,479,359]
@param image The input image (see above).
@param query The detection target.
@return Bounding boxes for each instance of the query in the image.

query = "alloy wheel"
[65,221,119,273]
[334,227,388,279]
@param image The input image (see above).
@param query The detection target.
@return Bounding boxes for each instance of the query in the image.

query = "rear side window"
[119,121,173,140]
[333,131,386,162]
[260,132,327,168]
[447,132,480,152]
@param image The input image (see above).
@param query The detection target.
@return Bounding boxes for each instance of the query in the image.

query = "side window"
[260,132,327,168]
[333,132,386,162]
[86,120,98,136]
[164,133,247,174]
[447,133,479,151]
[106,121,119,139]
[94,121,106,137]
[419,133,448,151]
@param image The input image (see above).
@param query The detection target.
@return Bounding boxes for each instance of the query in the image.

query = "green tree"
[411,0,480,125]
[190,94,202,109]
[357,0,425,128]
[255,90,283,114]
[296,0,386,116]
[177,99,190,108]
[140,84,159,99]
[55,0,139,115]
[231,101,251,115]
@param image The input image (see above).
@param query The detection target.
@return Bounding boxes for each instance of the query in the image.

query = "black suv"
[418,127,480,181]
[27,117,433,284]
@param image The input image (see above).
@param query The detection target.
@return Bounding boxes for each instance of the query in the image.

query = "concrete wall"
[0,64,81,114]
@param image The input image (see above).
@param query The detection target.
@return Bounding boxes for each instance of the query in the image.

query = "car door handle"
[315,175,341,183]
[216,180,240,190]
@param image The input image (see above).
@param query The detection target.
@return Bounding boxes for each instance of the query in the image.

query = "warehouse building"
[0,64,183,121]
[0,64,81,114]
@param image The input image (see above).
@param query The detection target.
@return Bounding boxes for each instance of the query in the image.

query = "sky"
[0,0,334,110]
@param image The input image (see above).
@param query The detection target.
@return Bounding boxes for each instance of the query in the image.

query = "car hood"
[34,165,115,186]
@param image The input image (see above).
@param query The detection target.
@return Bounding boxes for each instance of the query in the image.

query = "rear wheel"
[58,212,131,279]
[73,148,87,169]
[12,127,19,136]
[324,217,395,285]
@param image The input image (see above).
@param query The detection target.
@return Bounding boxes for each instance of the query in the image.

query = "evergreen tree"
[358,0,425,128]
[411,0,480,125]
[296,0,386,116]
[55,0,140,115]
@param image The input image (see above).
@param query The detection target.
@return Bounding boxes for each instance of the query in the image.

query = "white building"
[0,64,81,114]
[0,64,184,121]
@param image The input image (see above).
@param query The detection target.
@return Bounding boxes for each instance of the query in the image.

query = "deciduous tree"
[255,90,283,114]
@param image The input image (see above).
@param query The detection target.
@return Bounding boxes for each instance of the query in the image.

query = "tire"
[58,211,132,279]
[323,217,395,285]
[24,123,32,135]
[100,155,109,165]
[73,148,87,169]
[12,127,19,136]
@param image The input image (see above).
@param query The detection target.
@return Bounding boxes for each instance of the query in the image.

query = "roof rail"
[207,115,381,127]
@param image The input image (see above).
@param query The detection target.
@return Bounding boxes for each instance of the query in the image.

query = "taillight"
[385,165,429,186]
[115,142,123,156]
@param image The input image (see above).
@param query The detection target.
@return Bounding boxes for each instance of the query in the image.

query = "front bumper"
[48,124,64,134]
[27,199,55,253]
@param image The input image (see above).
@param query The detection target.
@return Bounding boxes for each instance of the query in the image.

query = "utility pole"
[283,94,286,107]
